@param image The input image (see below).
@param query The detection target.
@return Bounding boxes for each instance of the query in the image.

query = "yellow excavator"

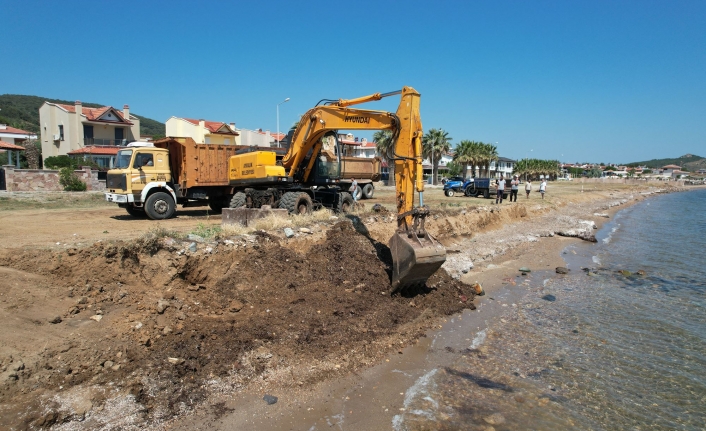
[228,86,446,292]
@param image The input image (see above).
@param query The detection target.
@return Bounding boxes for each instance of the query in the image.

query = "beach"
[0,180,696,430]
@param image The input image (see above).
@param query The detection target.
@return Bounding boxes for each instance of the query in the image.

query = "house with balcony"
[39,101,140,167]
[166,117,239,145]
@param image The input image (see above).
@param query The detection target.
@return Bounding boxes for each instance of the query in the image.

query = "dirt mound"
[0,221,477,429]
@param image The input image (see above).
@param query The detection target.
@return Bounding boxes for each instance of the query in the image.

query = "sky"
[2,0,704,164]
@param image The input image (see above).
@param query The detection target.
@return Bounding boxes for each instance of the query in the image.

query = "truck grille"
[107,173,127,190]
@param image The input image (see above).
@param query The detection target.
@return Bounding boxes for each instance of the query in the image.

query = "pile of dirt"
[0,221,477,429]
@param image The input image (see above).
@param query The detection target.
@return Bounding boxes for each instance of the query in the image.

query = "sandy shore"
[0,182,696,430]
[163,183,690,430]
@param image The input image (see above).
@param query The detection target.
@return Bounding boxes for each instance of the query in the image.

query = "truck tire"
[362,183,374,199]
[353,185,363,201]
[445,189,455,197]
[229,192,246,208]
[483,189,490,199]
[144,192,176,220]
[465,187,477,197]
[336,192,355,213]
[280,191,313,215]
[125,206,146,217]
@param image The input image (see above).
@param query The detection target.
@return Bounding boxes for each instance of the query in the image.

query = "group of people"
[495,174,546,204]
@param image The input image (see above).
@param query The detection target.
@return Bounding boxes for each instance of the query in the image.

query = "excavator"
[228,86,446,292]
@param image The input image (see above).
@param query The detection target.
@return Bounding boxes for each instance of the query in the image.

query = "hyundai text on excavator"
[104,86,445,291]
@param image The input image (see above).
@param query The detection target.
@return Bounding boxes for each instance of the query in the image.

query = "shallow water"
[396,189,706,430]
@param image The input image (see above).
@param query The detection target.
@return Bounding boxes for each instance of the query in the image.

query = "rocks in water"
[636,269,646,276]
[619,270,632,277]
[263,394,278,405]
[519,267,531,273]
[283,228,295,238]
[48,315,62,324]
[556,267,569,274]
[542,294,556,302]
[483,413,506,425]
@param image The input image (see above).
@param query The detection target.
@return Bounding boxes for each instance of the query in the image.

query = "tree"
[453,140,483,179]
[445,161,463,177]
[373,130,395,186]
[422,128,452,185]
[58,167,87,191]
[478,142,498,178]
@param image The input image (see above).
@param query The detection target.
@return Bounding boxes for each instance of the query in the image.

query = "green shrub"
[44,155,75,169]
[58,167,87,191]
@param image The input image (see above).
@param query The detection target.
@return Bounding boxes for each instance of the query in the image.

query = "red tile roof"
[67,146,121,156]
[54,104,133,125]
[0,126,36,135]
[183,118,237,134]
[0,141,26,150]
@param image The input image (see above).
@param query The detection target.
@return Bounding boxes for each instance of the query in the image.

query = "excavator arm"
[284,87,446,292]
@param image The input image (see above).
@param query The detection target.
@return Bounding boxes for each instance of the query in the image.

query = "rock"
[619,270,632,277]
[636,270,646,276]
[157,299,170,314]
[77,296,88,305]
[48,315,62,324]
[89,315,103,322]
[483,413,506,425]
[187,234,204,242]
[9,361,24,372]
[110,364,121,371]
[204,247,213,254]
[284,228,295,238]
[263,394,278,405]
[187,284,200,291]
[519,267,531,273]
[162,326,173,335]
[299,227,312,234]
[134,322,143,330]
[556,267,569,274]
[223,240,235,246]
[372,204,384,212]
[167,357,184,365]
[188,242,198,253]
[594,213,610,218]
[229,300,244,313]
[68,306,80,315]
[542,294,556,302]
[103,360,114,368]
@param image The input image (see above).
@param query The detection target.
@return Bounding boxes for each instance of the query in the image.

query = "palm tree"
[453,140,473,179]
[477,142,499,178]
[422,128,452,185]
[373,130,395,185]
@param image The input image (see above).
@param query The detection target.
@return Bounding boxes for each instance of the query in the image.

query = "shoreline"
[163,186,675,430]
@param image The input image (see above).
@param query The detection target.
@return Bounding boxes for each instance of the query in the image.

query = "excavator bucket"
[389,231,446,293]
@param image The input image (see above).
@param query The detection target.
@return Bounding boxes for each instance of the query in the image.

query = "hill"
[627,154,706,172]
[0,94,165,138]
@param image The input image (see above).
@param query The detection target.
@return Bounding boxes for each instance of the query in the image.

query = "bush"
[44,155,75,169]
[58,167,87,191]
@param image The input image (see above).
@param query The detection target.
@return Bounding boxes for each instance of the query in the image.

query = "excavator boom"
[284,86,446,292]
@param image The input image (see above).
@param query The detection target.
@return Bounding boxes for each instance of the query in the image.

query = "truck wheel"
[125,206,146,217]
[465,187,477,197]
[483,189,490,199]
[362,183,374,199]
[145,192,176,220]
[352,185,362,201]
[445,189,455,197]
[280,191,313,215]
[229,192,246,208]
[336,192,355,213]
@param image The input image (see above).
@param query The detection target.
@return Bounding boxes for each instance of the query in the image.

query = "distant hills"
[627,154,705,172]
[0,94,165,137]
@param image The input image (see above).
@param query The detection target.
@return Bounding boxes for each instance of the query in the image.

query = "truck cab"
[105,143,176,219]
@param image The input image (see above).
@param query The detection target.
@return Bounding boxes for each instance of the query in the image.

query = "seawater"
[397,189,706,430]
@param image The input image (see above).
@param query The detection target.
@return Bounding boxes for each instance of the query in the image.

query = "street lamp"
[276,98,290,147]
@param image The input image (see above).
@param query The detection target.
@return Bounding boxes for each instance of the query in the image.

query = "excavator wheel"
[230,192,246,208]
[280,191,313,215]
[336,192,355,213]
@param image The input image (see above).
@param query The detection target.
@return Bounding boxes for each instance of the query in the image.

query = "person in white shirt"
[495,174,505,204]
[349,178,358,202]
[510,175,519,202]
[539,179,547,199]
[525,179,532,198]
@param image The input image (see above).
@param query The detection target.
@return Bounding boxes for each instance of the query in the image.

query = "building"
[166,117,239,145]
[39,101,140,165]
[0,124,37,146]
[491,157,516,178]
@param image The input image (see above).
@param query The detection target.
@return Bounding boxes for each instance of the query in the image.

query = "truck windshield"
[115,150,133,169]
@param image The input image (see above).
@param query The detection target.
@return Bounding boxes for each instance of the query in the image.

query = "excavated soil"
[0,221,477,430]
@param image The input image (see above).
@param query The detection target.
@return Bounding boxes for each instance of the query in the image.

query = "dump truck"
[104,138,381,219]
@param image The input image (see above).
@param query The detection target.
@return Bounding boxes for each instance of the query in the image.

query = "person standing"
[349,177,358,202]
[510,175,519,202]
[539,178,547,199]
[495,174,505,204]
[525,179,532,198]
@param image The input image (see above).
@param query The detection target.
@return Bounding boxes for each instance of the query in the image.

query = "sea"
[395,188,706,430]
